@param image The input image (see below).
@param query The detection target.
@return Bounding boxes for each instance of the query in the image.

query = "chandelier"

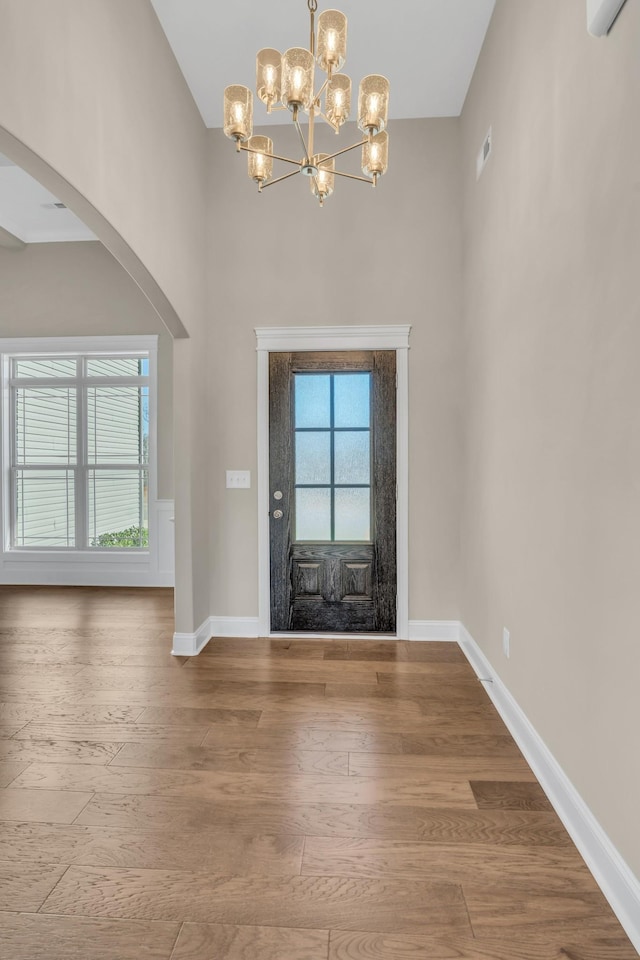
[223,0,390,206]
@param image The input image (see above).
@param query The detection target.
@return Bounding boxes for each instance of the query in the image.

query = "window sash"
[8,352,150,552]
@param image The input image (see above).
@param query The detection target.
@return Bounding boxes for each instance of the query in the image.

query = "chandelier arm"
[313,78,330,104]
[293,116,311,161]
[309,0,317,55]
[241,145,301,167]
[315,138,369,166]
[317,111,339,134]
[332,169,375,184]
[261,168,302,190]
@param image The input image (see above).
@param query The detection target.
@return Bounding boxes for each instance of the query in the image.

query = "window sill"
[3,550,151,564]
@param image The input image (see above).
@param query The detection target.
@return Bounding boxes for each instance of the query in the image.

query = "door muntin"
[293,370,372,544]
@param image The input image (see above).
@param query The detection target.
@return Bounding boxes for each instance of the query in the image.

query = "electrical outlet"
[503,627,510,659]
[226,470,251,489]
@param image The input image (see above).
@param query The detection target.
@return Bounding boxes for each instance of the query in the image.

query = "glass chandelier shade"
[325,73,351,127]
[310,154,335,204]
[362,130,388,179]
[316,9,347,73]
[223,84,253,142]
[281,47,314,110]
[247,135,274,186]
[256,48,282,111]
[223,2,390,206]
[357,74,390,135]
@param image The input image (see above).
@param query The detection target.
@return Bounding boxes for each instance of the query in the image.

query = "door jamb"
[256,325,410,639]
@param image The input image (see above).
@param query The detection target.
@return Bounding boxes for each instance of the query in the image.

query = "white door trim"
[255,325,411,638]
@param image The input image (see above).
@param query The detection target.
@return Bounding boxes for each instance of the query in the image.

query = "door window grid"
[293,372,372,542]
[8,354,150,551]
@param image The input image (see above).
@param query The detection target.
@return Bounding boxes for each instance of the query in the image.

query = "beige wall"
[207,118,463,621]
[0,0,636,894]
[461,0,640,876]
[0,241,174,498]
[0,0,206,335]
[0,0,210,631]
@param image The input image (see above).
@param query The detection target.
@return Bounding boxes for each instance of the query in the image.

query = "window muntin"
[293,371,372,542]
[8,352,150,551]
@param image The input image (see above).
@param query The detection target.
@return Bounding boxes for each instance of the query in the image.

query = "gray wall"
[0,242,174,499]
[207,117,463,621]
[461,0,640,877]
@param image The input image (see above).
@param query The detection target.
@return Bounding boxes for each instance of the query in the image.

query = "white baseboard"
[408,620,460,641]
[210,616,260,638]
[176,616,460,646]
[172,615,260,655]
[459,623,640,953]
[171,617,212,656]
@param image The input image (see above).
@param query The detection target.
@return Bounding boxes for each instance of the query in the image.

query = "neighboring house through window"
[0,336,166,584]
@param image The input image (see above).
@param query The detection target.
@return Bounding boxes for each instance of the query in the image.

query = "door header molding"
[255,325,411,353]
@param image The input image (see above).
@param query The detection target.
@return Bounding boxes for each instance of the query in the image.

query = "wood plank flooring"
[0,585,636,960]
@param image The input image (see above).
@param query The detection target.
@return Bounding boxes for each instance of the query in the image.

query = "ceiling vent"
[476,127,492,180]
[41,201,67,210]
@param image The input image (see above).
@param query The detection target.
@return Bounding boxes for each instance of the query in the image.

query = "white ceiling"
[0,1,495,245]
[0,154,96,245]
[151,0,497,126]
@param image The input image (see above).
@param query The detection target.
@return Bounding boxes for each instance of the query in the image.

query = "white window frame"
[0,335,158,569]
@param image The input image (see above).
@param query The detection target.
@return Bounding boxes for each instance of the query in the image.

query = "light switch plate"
[226,470,251,489]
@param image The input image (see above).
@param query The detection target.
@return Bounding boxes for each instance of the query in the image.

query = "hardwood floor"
[0,586,636,959]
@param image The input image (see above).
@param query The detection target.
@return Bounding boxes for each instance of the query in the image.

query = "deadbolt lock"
[273,490,283,500]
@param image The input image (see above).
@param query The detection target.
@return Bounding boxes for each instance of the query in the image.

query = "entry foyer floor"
[0,586,636,959]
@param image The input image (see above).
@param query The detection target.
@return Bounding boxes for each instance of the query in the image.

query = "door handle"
[272,509,283,520]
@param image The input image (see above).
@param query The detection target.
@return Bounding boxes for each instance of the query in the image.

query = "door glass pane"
[334,373,370,428]
[13,358,76,379]
[294,374,331,428]
[295,487,331,540]
[15,387,76,465]
[14,469,75,547]
[86,357,148,377]
[88,469,149,547]
[335,487,370,540]
[87,387,149,464]
[334,431,370,485]
[295,431,331,484]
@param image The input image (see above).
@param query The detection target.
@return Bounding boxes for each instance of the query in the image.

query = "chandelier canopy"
[223,0,390,206]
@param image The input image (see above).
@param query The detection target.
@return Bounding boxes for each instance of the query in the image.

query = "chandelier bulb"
[358,75,389,136]
[316,10,347,73]
[223,84,253,143]
[256,48,282,111]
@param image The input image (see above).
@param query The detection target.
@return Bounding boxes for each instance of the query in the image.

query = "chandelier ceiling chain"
[223,0,390,206]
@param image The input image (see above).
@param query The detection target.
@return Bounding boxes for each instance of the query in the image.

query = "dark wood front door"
[269,351,396,633]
